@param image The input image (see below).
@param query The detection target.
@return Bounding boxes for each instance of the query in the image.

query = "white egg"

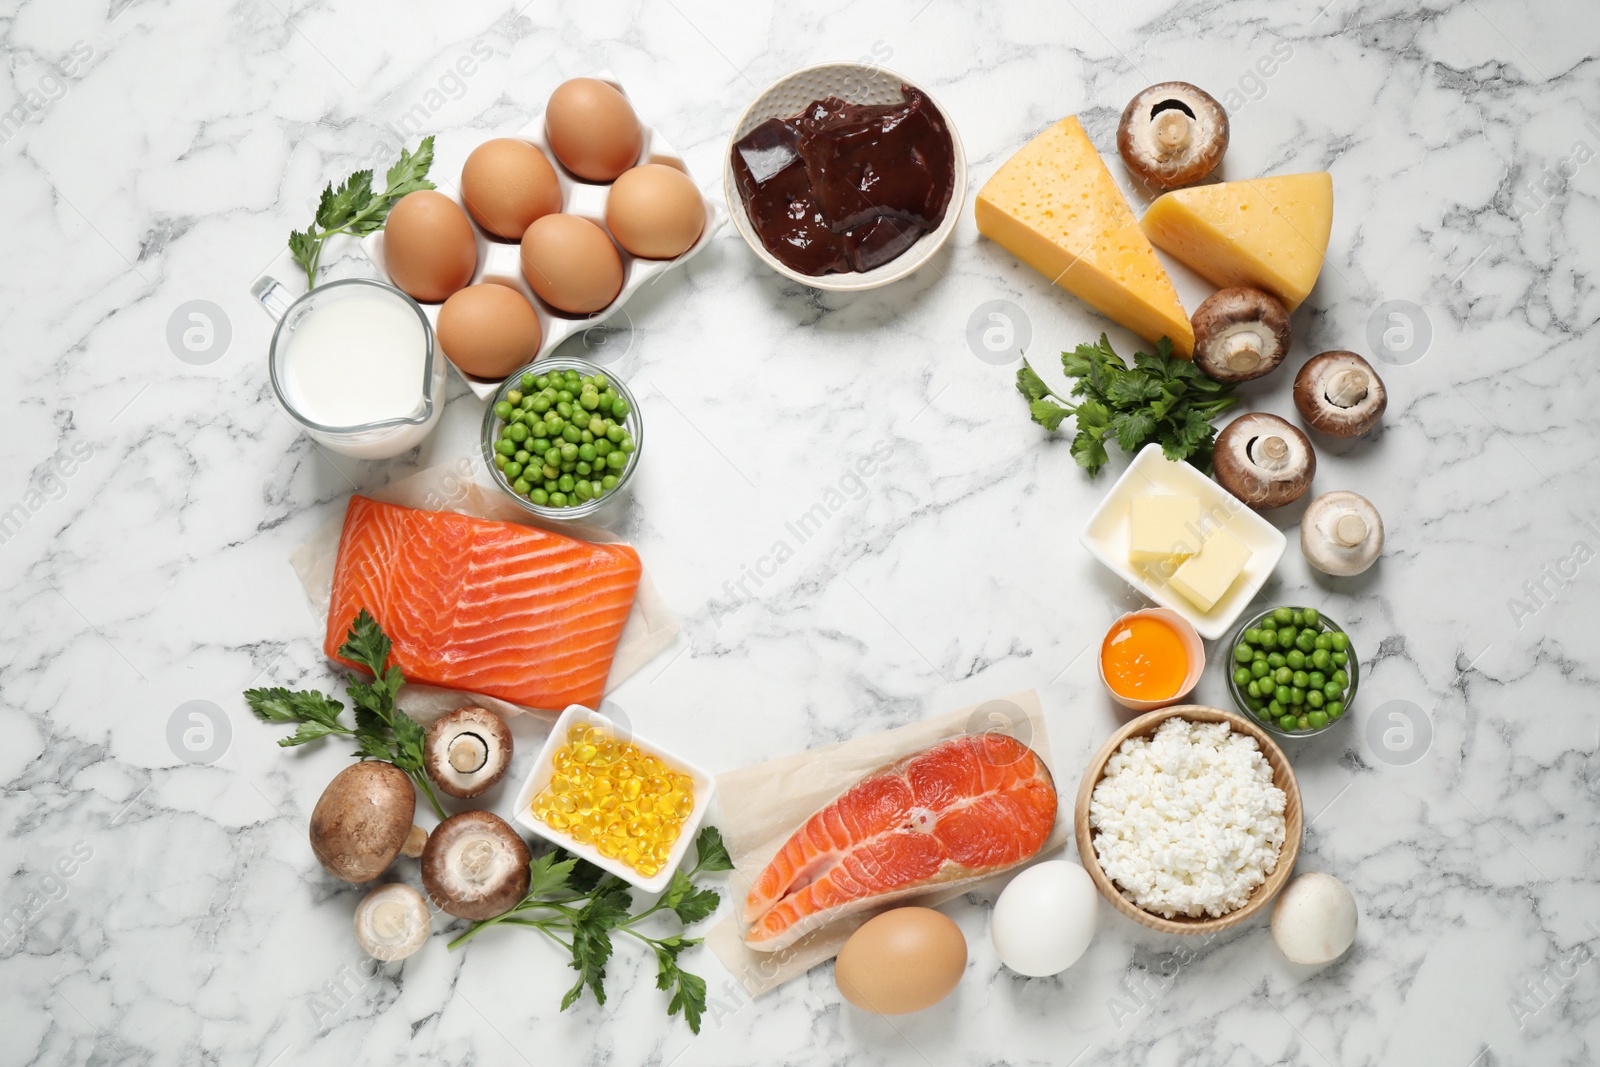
[991,860,1099,977]
[1271,872,1358,965]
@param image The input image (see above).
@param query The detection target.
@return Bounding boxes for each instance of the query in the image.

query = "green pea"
[495,438,516,456]
[529,488,549,506]
[1306,690,1324,709]
[549,491,567,507]
[1331,669,1349,688]
[1268,700,1284,717]
[522,395,538,411]
[1291,670,1309,688]
[1234,645,1253,664]
[1307,671,1326,689]
[612,398,631,419]
[1259,617,1278,631]
[1279,627,1297,648]
[1303,608,1320,627]
[1286,649,1306,670]
[593,439,612,457]
[1297,714,1311,731]
[514,449,531,464]
[555,401,573,419]
[1291,610,1305,626]
[580,430,594,444]
[600,475,618,490]
[531,395,551,414]
[1275,685,1292,704]
[544,477,557,491]
[557,442,576,461]
[1267,652,1287,669]
[1253,649,1267,662]
[606,451,626,470]
[1307,710,1329,729]
[574,480,594,502]
[560,461,575,473]
[1273,607,1293,624]
[1314,633,1332,651]
[512,478,531,495]
[494,400,513,420]
[506,389,523,405]
[1332,651,1348,667]
[1246,680,1262,698]
[1279,714,1298,731]
[544,446,562,465]
[578,443,597,463]
[576,461,592,476]
[1323,682,1342,701]
[503,461,523,480]
[1251,660,1270,679]
[506,423,528,443]
[1331,632,1349,652]
[1289,688,1304,706]
[542,464,559,480]
[1311,648,1332,671]
[557,474,575,493]
[545,413,565,431]
[1245,628,1263,646]
[1295,634,1314,653]
[1274,667,1293,685]
[580,392,600,411]
[535,375,550,390]
[1259,630,1278,649]
[518,371,534,390]
[1327,701,1345,719]
[556,389,574,403]
[494,453,509,469]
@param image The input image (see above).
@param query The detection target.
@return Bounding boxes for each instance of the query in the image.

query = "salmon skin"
[743,733,1057,951]
[324,496,642,711]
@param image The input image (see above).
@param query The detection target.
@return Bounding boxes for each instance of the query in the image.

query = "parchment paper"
[707,690,1070,997]
[289,461,679,723]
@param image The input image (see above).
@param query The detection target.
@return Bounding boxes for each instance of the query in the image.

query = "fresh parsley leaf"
[288,139,436,288]
[1029,399,1074,432]
[1015,362,1054,403]
[390,711,427,774]
[664,956,708,1033]
[1111,409,1156,453]
[337,610,392,677]
[353,730,392,762]
[1070,431,1110,474]
[278,720,342,747]
[245,687,344,727]
[524,852,578,901]
[691,826,732,875]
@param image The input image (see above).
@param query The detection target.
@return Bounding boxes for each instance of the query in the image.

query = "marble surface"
[3,0,1598,1064]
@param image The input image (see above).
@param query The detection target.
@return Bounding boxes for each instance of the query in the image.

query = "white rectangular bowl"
[1080,443,1287,639]
[512,704,715,895]
[364,72,725,400]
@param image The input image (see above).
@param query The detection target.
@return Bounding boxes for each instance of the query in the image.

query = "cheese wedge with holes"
[976,117,1194,357]
[1141,172,1333,311]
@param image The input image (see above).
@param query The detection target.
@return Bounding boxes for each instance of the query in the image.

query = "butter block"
[1128,495,1203,562]
[1140,172,1333,311]
[976,116,1194,357]
[1167,526,1252,612]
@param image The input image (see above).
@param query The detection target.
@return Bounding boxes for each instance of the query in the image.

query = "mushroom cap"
[1212,412,1317,510]
[1117,82,1230,190]
[420,810,531,921]
[425,706,513,799]
[1301,491,1383,576]
[353,883,432,962]
[310,762,418,883]
[1294,351,1387,437]
[1191,287,1292,383]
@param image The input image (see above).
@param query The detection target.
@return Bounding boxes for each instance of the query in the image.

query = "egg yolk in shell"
[1101,615,1188,700]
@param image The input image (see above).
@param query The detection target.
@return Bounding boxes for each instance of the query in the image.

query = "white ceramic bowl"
[724,62,966,291]
[512,704,715,894]
[1098,607,1206,711]
[365,72,725,400]
[1080,444,1287,640]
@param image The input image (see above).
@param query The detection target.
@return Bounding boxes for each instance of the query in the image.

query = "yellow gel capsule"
[598,796,619,814]
[637,860,659,877]
[551,776,573,795]
[597,838,621,859]
[656,797,677,818]
[592,778,613,797]
[574,744,597,763]
[643,777,667,795]
[567,723,590,743]
[621,779,642,801]
[548,812,570,830]
[570,824,593,844]
[555,795,577,814]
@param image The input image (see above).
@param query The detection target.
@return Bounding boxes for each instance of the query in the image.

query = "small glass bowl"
[480,355,643,522]
[1224,606,1360,739]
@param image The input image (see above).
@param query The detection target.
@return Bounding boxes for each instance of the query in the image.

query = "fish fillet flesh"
[743,733,1057,951]
[324,496,641,710]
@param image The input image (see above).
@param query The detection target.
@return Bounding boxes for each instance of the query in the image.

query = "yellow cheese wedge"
[1128,495,1202,562]
[1167,526,1251,612]
[976,117,1194,357]
[1140,172,1334,311]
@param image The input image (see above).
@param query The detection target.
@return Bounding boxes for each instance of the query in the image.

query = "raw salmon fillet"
[324,496,642,710]
[743,733,1057,951]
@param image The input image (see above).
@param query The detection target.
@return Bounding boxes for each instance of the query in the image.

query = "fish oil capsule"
[548,812,570,830]
[592,778,613,797]
[636,860,659,877]
[574,744,597,763]
[568,723,592,744]
[570,823,593,843]
[621,778,642,801]
[612,762,633,781]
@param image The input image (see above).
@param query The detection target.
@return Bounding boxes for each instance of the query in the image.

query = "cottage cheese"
[1089,718,1287,919]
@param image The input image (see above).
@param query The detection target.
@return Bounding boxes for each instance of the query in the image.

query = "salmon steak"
[324,496,642,710]
[743,733,1057,951]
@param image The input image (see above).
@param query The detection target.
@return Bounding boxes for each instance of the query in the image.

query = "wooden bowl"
[1073,704,1302,935]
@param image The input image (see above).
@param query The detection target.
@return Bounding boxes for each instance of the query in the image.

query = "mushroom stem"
[1325,368,1370,408]
[403,825,428,858]
[1250,435,1290,470]
[1224,334,1263,372]
[448,733,489,774]
[1153,109,1191,157]
[1334,513,1368,547]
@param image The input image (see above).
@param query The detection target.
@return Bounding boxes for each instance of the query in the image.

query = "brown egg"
[384,191,477,302]
[834,907,966,1015]
[435,283,543,379]
[460,139,562,240]
[520,214,623,314]
[604,164,705,259]
[545,78,643,182]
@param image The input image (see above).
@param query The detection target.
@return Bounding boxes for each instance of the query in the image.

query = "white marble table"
[4,1,1598,1064]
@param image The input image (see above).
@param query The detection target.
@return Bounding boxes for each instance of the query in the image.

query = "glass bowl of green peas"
[480,356,642,520]
[1224,606,1359,738]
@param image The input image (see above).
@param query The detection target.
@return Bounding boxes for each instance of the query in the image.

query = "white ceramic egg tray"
[365,74,725,400]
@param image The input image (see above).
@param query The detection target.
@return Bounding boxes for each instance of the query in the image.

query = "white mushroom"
[1294,351,1387,437]
[420,810,531,920]
[1116,82,1230,190]
[1271,872,1358,965]
[1212,413,1317,510]
[1191,288,1293,383]
[1301,491,1383,576]
[353,883,431,961]
[309,762,427,883]
[425,706,513,799]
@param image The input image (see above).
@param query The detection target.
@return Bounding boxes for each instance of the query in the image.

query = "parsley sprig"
[244,610,446,819]
[449,826,733,1033]
[288,137,436,289]
[1017,334,1241,476]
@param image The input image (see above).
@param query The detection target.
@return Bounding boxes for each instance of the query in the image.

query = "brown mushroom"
[1301,491,1383,576]
[425,706,513,799]
[309,762,427,883]
[1117,82,1230,190]
[1213,412,1317,509]
[420,810,531,920]
[1294,351,1387,437]
[1191,287,1292,382]
[353,883,432,961]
